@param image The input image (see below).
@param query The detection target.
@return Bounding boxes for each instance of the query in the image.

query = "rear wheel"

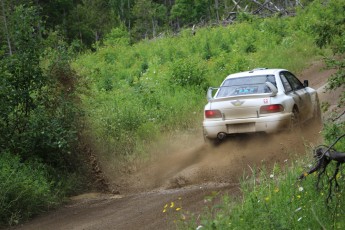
[203,128,220,146]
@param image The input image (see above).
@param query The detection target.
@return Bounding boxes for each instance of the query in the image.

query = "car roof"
[225,68,288,79]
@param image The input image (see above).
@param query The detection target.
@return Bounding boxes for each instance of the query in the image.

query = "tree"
[109,0,135,31]
[131,0,167,40]
[67,0,118,47]
[0,4,45,153]
[170,0,194,29]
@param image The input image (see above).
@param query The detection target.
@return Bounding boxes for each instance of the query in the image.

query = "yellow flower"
[163,209,167,213]
[297,195,301,199]
[274,188,279,193]
[265,197,270,202]
[176,207,181,211]
[164,204,168,208]
[170,202,175,208]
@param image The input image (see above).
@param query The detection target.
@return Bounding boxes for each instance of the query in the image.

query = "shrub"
[0,153,58,226]
[169,58,208,89]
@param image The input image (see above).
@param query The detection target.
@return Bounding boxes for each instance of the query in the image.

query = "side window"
[285,72,304,90]
[280,73,292,93]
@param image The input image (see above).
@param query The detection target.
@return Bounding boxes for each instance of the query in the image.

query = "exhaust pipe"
[217,132,227,140]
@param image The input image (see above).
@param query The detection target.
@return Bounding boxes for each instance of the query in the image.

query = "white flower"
[298,187,304,192]
[270,174,274,179]
[298,217,302,222]
[196,225,203,230]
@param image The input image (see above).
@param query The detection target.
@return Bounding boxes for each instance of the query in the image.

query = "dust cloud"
[108,121,323,194]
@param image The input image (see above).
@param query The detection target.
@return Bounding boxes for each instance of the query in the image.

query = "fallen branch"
[299,134,345,203]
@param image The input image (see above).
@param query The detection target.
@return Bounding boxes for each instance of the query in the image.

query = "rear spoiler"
[207,82,278,102]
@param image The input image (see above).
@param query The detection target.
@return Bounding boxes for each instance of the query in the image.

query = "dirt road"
[13,62,341,230]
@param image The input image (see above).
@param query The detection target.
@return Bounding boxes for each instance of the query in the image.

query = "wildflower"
[163,209,167,213]
[274,188,279,193]
[270,174,274,179]
[298,186,304,192]
[164,204,168,209]
[176,207,181,211]
[170,202,175,208]
[298,217,302,222]
[303,172,308,177]
[196,225,203,230]
[297,195,301,199]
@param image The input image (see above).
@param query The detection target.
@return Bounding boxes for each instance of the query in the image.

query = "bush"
[0,153,59,226]
[169,58,208,89]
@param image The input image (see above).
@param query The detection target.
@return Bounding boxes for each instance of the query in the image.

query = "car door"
[280,71,312,122]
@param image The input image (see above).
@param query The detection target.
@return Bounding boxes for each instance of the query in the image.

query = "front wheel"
[290,107,301,131]
[311,95,322,126]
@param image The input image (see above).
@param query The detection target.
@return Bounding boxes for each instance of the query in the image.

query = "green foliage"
[104,25,131,46]
[169,58,207,88]
[0,5,85,227]
[306,0,345,49]
[181,160,345,229]
[322,122,345,152]
[0,153,58,226]
[131,0,168,40]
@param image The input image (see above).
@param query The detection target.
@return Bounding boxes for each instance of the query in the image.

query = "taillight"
[205,110,222,118]
[260,104,284,114]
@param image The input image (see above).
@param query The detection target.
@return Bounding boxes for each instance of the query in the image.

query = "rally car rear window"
[216,75,276,98]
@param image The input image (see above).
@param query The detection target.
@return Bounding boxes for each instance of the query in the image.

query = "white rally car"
[203,68,321,144]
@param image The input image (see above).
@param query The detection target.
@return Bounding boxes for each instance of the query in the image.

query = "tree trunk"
[1,0,12,55]
[215,0,219,23]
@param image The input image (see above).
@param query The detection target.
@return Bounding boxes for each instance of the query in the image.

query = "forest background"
[0,0,344,227]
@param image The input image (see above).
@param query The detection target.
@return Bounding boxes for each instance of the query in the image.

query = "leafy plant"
[0,153,58,226]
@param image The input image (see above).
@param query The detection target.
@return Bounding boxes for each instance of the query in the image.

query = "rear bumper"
[203,113,291,139]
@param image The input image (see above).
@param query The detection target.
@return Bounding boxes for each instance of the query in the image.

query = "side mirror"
[265,82,278,96]
[303,80,309,87]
